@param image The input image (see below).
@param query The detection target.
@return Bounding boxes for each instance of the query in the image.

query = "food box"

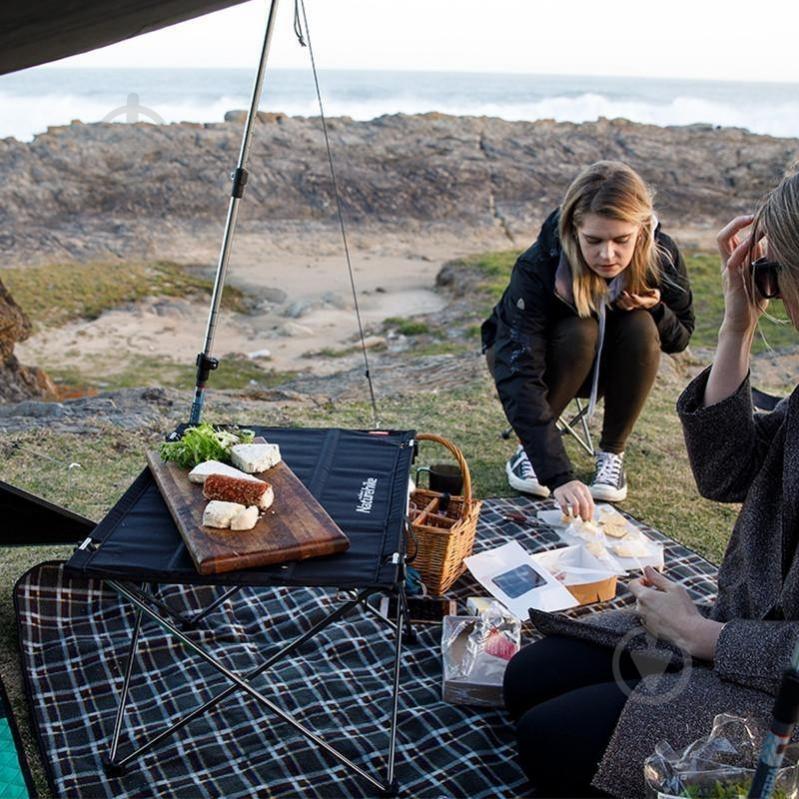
[530,545,619,605]
[441,614,520,707]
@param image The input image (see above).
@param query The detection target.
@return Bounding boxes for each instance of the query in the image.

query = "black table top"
[67,427,415,590]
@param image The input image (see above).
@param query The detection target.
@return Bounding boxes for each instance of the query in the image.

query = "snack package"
[644,713,799,798]
[441,603,521,707]
[561,516,665,573]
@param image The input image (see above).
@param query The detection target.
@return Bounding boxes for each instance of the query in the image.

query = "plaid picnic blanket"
[14,497,719,799]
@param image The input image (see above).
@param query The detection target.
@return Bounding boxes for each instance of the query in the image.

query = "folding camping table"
[66,426,416,796]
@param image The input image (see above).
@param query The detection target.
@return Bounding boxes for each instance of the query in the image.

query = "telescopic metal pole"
[748,640,799,798]
[189,0,281,425]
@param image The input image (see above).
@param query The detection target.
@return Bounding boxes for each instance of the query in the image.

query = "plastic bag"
[441,603,521,706]
[644,713,799,798]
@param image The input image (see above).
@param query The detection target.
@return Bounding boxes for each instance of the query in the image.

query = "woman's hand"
[615,288,661,311]
[627,566,724,660]
[553,480,594,521]
[716,215,766,335]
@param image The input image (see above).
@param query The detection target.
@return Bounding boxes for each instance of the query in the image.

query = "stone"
[0,278,56,402]
[261,287,288,304]
[283,300,316,319]
[321,291,348,309]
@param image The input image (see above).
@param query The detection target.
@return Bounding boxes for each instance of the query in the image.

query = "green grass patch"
[383,317,431,336]
[48,356,296,393]
[444,250,518,314]
[411,341,470,357]
[303,343,387,359]
[2,260,247,329]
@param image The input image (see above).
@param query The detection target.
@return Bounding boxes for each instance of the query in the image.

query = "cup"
[428,463,463,495]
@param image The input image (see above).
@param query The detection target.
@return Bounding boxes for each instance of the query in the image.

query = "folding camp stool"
[502,397,596,456]
[65,427,416,797]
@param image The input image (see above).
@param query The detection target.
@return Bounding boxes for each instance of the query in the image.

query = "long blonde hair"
[559,161,662,318]
[748,170,799,312]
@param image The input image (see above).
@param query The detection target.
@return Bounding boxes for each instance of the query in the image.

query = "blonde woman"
[482,161,694,515]
[503,173,799,798]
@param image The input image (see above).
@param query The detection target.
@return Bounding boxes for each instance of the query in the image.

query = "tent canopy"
[0,0,250,76]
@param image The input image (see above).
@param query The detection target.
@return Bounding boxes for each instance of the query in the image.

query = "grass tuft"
[383,317,431,336]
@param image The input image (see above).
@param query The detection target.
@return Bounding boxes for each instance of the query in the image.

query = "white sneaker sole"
[589,483,628,502]
[506,461,550,498]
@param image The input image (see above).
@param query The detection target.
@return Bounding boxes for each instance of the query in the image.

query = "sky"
[50,0,799,83]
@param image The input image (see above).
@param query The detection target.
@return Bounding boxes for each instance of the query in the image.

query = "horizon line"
[22,65,799,88]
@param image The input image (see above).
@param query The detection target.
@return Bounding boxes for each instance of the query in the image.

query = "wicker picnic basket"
[408,433,482,595]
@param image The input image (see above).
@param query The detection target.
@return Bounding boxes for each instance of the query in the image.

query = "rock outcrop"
[0,279,55,402]
[0,113,797,263]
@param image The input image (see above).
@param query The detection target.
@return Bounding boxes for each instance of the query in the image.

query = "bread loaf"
[203,474,274,510]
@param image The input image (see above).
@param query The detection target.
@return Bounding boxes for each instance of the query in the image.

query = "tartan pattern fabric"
[15,497,719,799]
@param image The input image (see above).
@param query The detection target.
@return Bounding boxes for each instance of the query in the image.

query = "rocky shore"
[2,111,799,402]
[2,113,798,264]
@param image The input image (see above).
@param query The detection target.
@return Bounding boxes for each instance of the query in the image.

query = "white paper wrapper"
[464,541,579,619]
[531,544,624,583]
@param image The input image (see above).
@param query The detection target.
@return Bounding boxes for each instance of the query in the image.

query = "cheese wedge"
[189,460,264,485]
[202,500,246,529]
[230,505,259,531]
[230,443,282,474]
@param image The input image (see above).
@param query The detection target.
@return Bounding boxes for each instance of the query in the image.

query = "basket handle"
[415,433,472,505]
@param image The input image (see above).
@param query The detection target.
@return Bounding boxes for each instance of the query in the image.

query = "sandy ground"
[16,246,456,378]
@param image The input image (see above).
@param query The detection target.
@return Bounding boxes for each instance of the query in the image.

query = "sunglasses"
[751,257,781,299]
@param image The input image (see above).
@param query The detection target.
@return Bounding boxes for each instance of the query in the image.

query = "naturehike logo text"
[356,478,378,514]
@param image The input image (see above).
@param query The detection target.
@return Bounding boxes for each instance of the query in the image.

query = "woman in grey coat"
[506,171,799,798]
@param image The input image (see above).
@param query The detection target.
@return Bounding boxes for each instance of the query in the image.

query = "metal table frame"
[98,554,415,797]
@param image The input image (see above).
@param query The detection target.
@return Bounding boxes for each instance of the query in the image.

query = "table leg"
[104,583,145,773]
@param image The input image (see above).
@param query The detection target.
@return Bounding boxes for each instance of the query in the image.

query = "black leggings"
[503,636,654,798]
[487,308,661,453]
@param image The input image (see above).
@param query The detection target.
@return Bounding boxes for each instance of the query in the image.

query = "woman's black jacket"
[481,209,694,491]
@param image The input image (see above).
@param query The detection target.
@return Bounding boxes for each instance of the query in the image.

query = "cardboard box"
[531,545,619,606]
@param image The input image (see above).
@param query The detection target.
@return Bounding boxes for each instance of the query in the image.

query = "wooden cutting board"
[146,451,350,575]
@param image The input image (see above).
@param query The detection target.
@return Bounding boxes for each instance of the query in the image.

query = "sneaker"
[590,451,627,502]
[505,445,550,498]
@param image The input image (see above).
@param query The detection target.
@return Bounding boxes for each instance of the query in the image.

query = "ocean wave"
[2,89,798,141]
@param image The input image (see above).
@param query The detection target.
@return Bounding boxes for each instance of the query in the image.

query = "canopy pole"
[189,0,281,425]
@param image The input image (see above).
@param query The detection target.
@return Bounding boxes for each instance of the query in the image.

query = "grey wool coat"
[528,366,799,798]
